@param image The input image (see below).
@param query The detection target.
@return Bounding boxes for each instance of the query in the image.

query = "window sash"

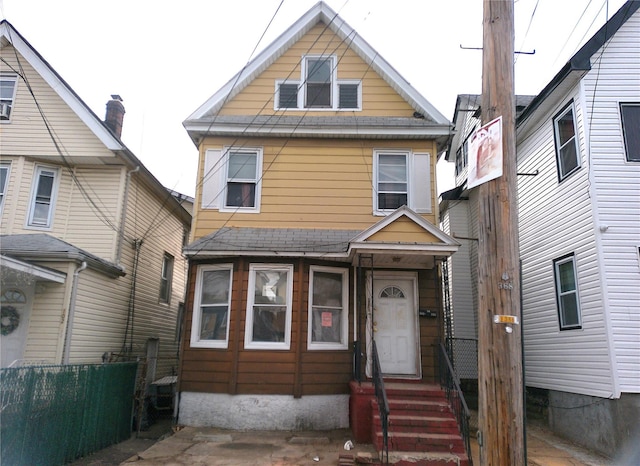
[308,267,348,349]
[377,153,408,211]
[554,255,581,330]
[28,167,57,227]
[620,103,640,162]
[190,265,233,348]
[305,57,332,108]
[553,105,580,179]
[225,151,258,209]
[0,165,8,211]
[0,76,17,120]
[160,254,174,303]
[245,265,293,349]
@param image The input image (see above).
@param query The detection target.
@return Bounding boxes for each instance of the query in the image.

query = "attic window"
[0,75,18,121]
[274,55,361,111]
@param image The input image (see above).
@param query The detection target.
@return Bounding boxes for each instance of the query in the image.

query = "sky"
[0,0,628,197]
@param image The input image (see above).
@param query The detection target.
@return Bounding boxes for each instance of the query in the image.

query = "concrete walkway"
[113,420,615,466]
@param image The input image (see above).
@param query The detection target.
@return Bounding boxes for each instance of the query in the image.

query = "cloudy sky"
[1,0,627,196]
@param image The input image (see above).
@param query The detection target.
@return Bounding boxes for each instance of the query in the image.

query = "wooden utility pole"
[477,0,524,464]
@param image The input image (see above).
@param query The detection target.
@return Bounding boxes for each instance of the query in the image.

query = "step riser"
[374,437,466,454]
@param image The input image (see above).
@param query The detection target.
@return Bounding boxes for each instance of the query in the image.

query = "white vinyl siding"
[582,9,640,394]
[517,85,615,398]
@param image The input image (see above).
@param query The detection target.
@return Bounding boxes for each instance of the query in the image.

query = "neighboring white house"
[440,1,639,458]
[0,20,191,385]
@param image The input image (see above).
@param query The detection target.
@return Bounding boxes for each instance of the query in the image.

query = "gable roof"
[0,20,191,225]
[516,0,640,133]
[183,1,451,145]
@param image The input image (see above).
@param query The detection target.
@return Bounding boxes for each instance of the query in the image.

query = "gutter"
[61,261,87,364]
[116,165,140,265]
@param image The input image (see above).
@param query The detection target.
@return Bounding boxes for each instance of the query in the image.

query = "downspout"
[116,166,140,264]
[62,261,88,364]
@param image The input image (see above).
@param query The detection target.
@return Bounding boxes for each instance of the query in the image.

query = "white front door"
[1,284,34,367]
[372,275,420,376]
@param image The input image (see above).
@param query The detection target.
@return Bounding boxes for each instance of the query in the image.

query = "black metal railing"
[372,340,390,465]
[438,342,472,464]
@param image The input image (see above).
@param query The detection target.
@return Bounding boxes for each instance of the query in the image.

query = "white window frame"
[244,263,294,350]
[553,102,581,181]
[620,102,640,162]
[337,80,362,111]
[303,55,335,109]
[26,165,59,229]
[220,147,263,213]
[159,252,174,304]
[190,264,234,349]
[0,162,10,218]
[553,254,582,330]
[307,266,349,350]
[0,74,18,122]
[373,149,409,215]
[274,80,300,110]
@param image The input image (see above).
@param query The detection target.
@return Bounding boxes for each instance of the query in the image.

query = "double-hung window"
[308,266,348,350]
[0,75,17,121]
[245,264,293,350]
[553,254,582,330]
[0,162,10,217]
[620,103,640,162]
[159,253,174,303]
[376,152,408,211]
[373,150,432,215]
[305,56,333,108]
[224,149,262,211]
[27,165,58,228]
[190,264,233,348]
[553,102,580,180]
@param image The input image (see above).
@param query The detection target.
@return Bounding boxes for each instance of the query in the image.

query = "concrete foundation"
[178,392,350,430]
[548,390,640,460]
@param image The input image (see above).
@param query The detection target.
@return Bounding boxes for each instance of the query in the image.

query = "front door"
[372,274,420,376]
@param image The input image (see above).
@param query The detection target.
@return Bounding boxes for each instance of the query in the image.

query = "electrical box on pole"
[477,0,525,464]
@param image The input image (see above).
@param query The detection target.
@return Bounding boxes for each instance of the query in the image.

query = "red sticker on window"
[321,312,332,327]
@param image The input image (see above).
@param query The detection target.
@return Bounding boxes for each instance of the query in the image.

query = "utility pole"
[477,0,524,464]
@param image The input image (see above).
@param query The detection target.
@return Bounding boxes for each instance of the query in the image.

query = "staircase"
[371,382,470,466]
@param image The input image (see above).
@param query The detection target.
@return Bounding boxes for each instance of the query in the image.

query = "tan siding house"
[179,2,458,435]
[0,18,191,395]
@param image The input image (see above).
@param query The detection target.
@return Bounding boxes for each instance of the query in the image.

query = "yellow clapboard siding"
[219,23,414,117]
[369,217,440,243]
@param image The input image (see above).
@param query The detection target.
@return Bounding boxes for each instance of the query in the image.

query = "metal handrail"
[438,342,472,464]
[372,340,390,465]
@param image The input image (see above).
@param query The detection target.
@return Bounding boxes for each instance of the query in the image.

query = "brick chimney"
[105,94,125,138]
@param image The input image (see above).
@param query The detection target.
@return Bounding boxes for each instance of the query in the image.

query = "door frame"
[365,270,421,379]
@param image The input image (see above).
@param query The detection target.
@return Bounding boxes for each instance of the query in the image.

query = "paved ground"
[68,416,621,465]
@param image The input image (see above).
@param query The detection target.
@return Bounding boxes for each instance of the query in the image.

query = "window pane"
[0,167,7,194]
[621,103,640,162]
[558,261,576,293]
[338,84,358,109]
[36,172,54,201]
[253,270,288,304]
[313,271,343,307]
[378,192,407,210]
[560,294,580,327]
[307,59,331,83]
[228,152,257,179]
[252,306,286,342]
[559,143,578,177]
[200,305,228,340]
[200,269,231,304]
[306,83,330,107]
[379,154,407,183]
[556,111,575,145]
[311,307,342,343]
[0,78,15,100]
[279,83,298,108]
[226,182,255,207]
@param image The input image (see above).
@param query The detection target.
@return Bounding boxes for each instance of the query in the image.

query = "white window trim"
[553,254,582,330]
[274,80,301,110]
[190,264,234,349]
[0,74,18,123]
[0,162,11,218]
[337,80,362,111]
[244,263,294,350]
[373,149,409,215]
[303,55,336,109]
[308,266,349,350]
[26,164,60,229]
[553,102,581,181]
[220,146,263,214]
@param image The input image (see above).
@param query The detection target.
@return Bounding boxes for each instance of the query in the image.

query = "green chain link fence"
[0,362,138,466]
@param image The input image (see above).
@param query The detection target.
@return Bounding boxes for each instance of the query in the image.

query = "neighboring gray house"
[440,1,639,458]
